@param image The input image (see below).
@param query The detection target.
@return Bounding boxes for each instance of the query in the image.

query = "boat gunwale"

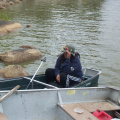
[0,86,114,93]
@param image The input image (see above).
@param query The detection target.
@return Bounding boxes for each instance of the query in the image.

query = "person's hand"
[56,75,60,82]
[66,50,71,58]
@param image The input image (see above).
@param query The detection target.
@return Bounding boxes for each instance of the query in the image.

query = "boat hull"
[0,68,102,90]
[0,87,120,120]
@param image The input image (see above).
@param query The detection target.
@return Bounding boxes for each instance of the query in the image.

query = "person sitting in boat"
[45,44,83,88]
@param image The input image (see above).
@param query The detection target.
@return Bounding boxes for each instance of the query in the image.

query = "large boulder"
[0,47,42,63]
[0,65,29,78]
[0,20,23,35]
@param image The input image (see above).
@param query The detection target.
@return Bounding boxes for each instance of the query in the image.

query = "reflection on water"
[0,0,120,87]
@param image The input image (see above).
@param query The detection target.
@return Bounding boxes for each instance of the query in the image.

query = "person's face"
[64,52,67,58]
[64,50,71,58]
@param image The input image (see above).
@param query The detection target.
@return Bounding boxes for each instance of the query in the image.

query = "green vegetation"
[0,11,9,21]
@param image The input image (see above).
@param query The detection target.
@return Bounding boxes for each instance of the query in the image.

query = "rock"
[0,65,29,78]
[3,2,9,7]
[0,4,5,9]
[20,45,36,49]
[0,0,8,7]
[0,20,23,35]
[9,1,14,5]
[0,48,42,63]
[26,25,31,28]
[0,0,6,4]
[2,2,7,7]
[14,0,21,3]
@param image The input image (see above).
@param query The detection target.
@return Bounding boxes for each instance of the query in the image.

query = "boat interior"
[56,86,120,120]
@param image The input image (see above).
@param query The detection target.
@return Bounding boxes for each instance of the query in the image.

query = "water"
[0,0,120,87]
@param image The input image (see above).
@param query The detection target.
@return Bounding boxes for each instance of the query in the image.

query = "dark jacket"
[54,53,83,79]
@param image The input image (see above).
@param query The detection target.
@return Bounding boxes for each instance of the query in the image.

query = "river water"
[0,0,120,87]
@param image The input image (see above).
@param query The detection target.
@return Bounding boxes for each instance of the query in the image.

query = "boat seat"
[79,101,120,112]
[58,103,99,120]
[48,81,81,88]
[82,75,92,80]
[58,101,120,120]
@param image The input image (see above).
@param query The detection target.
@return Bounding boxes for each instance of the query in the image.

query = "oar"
[26,57,46,89]
[0,85,20,103]
[24,77,58,89]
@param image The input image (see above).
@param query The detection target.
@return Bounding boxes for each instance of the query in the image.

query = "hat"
[61,44,75,56]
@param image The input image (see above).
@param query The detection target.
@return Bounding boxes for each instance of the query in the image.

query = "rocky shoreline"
[0,0,22,9]
[0,0,39,79]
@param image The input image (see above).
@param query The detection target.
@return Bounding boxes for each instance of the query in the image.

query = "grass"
[0,11,9,21]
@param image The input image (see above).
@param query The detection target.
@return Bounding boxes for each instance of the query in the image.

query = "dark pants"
[45,68,67,87]
[45,68,79,88]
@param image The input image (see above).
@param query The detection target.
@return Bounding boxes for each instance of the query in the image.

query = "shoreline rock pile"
[0,46,42,78]
[0,0,22,9]
[0,1,39,79]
